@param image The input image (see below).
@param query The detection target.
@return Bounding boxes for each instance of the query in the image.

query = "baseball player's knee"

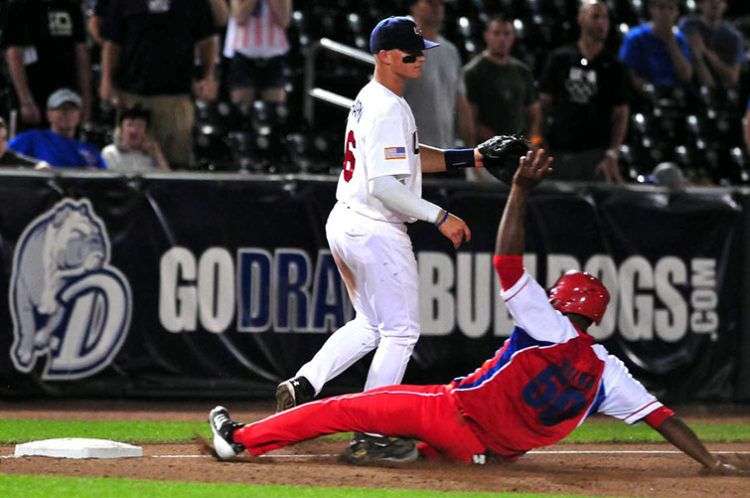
[379,329,419,348]
[379,320,420,340]
[348,316,380,348]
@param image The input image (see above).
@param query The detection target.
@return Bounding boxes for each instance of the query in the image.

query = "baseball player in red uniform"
[209,149,745,473]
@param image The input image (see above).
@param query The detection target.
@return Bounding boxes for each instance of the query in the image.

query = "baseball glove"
[477,134,530,184]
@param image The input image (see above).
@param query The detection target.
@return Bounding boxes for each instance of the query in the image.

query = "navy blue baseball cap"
[369,16,440,54]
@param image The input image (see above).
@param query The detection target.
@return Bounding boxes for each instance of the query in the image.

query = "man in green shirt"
[464,15,541,147]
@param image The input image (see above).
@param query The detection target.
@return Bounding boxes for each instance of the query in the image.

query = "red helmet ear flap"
[549,271,610,324]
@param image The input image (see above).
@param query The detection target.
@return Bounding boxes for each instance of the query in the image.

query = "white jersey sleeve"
[335,81,422,223]
[591,344,664,424]
[364,115,412,179]
[501,272,579,344]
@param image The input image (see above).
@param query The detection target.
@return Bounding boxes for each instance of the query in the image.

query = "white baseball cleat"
[208,406,245,460]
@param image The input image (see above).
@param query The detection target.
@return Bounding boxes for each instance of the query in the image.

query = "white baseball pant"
[296,201,420,394]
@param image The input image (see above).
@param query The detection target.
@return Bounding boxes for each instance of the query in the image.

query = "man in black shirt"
[99,0,217,169]
[539,0,629,183]
[1,0,92,127]
[464,15,541,143]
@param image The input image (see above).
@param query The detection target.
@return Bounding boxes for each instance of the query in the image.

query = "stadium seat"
[193,0,748,183]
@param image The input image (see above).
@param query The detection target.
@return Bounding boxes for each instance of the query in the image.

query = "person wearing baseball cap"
[369,15,440,54]
[265,14,486,467]
[8,88,106,169]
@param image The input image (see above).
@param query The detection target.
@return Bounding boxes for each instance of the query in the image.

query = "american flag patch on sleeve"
[384,146,407,160]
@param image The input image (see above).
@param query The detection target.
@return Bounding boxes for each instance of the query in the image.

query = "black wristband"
[435,209,450,227]
[444,148,475,171]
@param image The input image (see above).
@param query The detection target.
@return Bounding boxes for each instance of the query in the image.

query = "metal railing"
[303,38,374,125]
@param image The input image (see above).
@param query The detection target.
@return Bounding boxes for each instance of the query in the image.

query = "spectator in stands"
[679,0,744,89]
[99,0,218,169]
[0,116,39,167]
[1,0,92,127]
[86,0,109,46]
[101,105,170,173]
[539,0,629,182]
[403,0,474,150]
[464,14,541,145]
[224,0,292,106]
[9,88,105,169]
[619,0,693,96]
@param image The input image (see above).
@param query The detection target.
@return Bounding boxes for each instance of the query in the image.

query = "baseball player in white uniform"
[275,16,486,460]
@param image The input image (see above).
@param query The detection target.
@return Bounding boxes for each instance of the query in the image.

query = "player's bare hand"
[513,148,553,190]
[439,214,471,249]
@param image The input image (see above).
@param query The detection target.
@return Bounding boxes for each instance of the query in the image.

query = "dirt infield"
[2,401,750,497]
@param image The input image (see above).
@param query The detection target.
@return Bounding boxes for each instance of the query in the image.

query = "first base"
[14,438,143,459]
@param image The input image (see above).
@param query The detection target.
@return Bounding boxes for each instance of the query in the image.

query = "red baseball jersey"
[451,271,663,458]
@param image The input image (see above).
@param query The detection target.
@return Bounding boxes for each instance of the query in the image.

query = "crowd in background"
[0,0,748,185]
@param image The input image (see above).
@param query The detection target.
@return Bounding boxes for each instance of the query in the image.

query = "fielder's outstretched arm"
[418,144,483,174]
[655,416,744,475]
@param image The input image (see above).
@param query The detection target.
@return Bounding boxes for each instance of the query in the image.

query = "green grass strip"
[1,417,749,445]
[0,419,203,444]
[566,419,750,443]
[0,474,591,498]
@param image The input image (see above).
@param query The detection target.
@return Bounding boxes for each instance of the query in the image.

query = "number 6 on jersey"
[343,130,356,182]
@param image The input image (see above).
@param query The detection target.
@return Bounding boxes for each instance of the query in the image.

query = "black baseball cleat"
[275,376,315,412]
[208,406,245,460]
[339,433,418,466]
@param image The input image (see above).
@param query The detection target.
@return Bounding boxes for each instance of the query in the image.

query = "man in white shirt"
[275,16,486,463]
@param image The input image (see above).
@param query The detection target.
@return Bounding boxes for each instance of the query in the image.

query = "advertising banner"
[0,173,742,401]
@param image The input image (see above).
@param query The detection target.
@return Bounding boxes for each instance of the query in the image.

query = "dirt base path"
[3,441,750,497]
[2,401,750,496]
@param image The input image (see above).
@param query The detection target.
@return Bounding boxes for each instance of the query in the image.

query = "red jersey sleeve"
[492,255,523,291]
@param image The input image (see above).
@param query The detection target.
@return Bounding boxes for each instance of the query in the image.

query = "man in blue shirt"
[619,0,693,95]
[9,88,106,169]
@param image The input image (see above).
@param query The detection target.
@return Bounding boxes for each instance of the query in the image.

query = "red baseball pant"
[232,384,486,462]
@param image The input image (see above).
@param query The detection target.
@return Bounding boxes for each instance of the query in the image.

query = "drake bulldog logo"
[9,199,132,380]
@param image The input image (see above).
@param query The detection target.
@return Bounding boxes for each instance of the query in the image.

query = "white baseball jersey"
[336,80,422,224]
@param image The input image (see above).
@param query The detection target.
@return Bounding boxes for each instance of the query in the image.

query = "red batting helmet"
[548,271,610,324]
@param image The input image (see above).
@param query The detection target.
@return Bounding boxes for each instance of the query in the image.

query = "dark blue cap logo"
[369,16,440,54]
